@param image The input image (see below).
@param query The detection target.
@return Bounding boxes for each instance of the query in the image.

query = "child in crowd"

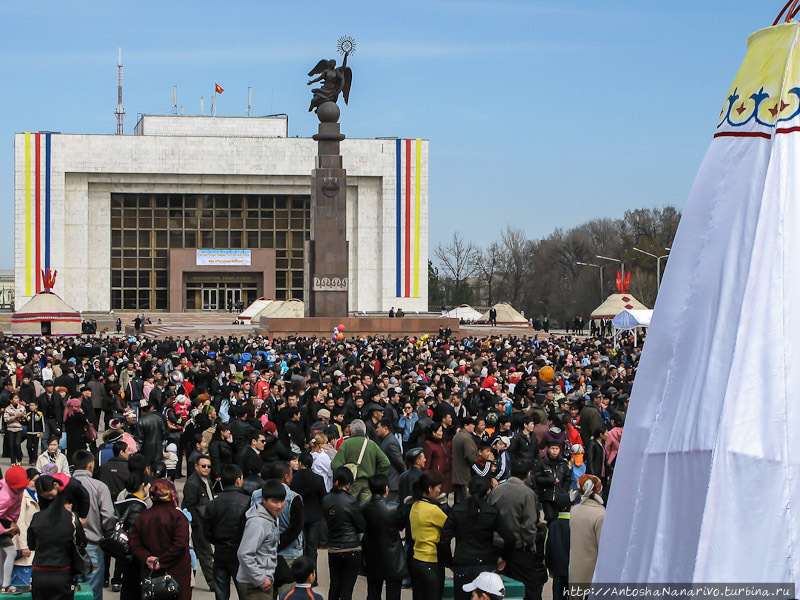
[462,572,506,600]
[491,436,511,483]
[569,444,585,493]
[279,556,323,600]
[163,443,179,481]
[471,441,496,483]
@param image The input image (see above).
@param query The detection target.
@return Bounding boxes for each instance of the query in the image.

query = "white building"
[14,115,429,313]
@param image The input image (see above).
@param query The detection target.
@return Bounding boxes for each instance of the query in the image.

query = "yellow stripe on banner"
[413,139,421,297]
[24,133,31,297]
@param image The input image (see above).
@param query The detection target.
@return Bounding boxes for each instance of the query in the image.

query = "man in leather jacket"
[133,402,166,465]
[321,467,366,600]
[203,464,251,600]
[361,474,408,600]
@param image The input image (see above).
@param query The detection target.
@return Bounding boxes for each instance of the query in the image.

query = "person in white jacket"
[35,437,69,475]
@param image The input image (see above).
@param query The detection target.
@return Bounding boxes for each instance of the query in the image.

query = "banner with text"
[196,249,252,266]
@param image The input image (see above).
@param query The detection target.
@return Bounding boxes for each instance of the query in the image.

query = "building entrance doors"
[201,288,218,311]
[225,289,242,312]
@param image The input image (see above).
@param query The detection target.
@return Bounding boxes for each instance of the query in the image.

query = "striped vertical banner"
[23,132,52,297]
[24,133,31,297]
[395,139,422,298]
[35,133,41,293]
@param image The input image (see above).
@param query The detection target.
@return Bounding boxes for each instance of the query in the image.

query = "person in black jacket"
[440,477,515,600]
[208,424,235,483]
[202,464,250,600]
[534,441,572,523]
[361,474,408,600]
[134,403,166,465]
[290,453,327,582]
[241,455,264,496]
[321,467,366,600]
[228,406,257,456]
[180,454,216,593]
[114,471,150,599]
[508,416,538,464]
[28,475,88,600]
[544,494,571,600]
[261,430,293,471]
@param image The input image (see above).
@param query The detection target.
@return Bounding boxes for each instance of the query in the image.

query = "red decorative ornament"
[41,269,57,292]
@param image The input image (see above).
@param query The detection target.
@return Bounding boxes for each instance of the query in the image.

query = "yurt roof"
[239,298,273,321]
[445,304,482,320]
[12,292,81,323]
[478,302,528,324]
[590,293,650,320]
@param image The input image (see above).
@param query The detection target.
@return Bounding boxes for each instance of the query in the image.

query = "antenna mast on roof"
[115,48,125,135]
[172,86,178,115]
[247,87,253,116]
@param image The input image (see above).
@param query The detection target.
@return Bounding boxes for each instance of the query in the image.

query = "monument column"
[305,101,349,317]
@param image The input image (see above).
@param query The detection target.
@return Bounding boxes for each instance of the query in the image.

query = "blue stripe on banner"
[45,133,51,271]
[396,138,402,297]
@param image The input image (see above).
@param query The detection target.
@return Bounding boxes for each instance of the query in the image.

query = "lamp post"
[596,255,625,287]
[633,247,670,287]
[576,261,605,302]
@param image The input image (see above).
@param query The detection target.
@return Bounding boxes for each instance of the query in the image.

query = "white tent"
[478,302,528,325]
[611,309,653,347]
[595,19,800,586]
[445,304,482,322]
[590,293,649,320]
[611,309,652,330]
[238,298,273,324]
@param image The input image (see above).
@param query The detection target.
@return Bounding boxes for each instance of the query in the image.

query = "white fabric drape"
[595,22,800,585]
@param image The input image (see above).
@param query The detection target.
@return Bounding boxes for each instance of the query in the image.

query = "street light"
[633,247,670,286]
[596,255,625,285]
[576,261,605,301]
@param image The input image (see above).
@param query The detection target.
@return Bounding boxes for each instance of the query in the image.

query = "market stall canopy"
[590,293,649,320]
[478,302,528,324]
[611,309,653,330]
[445,304,482,321]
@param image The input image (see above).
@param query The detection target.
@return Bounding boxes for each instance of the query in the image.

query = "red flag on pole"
[215,83,224,94]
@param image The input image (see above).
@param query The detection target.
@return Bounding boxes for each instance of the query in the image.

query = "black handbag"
[99,505,132,560]
[71,514,93,577]
[141,567,180,600]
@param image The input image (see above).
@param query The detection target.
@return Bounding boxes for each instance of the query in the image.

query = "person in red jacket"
[422,423,452,495]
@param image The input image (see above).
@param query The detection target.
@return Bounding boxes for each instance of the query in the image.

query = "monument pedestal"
[304,109,349,317]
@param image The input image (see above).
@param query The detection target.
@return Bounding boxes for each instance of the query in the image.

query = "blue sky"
[0,1,781,268]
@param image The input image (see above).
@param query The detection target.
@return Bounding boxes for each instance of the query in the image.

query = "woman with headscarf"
[63,398,88,466]
[28,475,86,600]
[35,436,70,475]
[568,474,605,593]
[129,479,191,600]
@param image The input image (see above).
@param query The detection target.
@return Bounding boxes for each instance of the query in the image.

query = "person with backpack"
[113,471,150,599]
[330,419,389,503]
[203,464,251,600]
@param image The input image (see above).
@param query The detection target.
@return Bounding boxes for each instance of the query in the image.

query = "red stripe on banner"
[35,133,41,293]
[776,126,800,135]
[713,131,772,139]
[405,138,411,297]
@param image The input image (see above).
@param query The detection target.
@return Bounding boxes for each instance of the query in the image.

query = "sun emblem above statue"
[307,36,355,122]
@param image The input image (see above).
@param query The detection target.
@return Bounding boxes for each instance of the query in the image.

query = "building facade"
[14,115,428,313]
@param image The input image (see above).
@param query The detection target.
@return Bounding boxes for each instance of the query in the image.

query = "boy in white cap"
[463,572,505,600]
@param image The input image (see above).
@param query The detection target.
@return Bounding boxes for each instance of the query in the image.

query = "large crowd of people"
[0,328,640,600]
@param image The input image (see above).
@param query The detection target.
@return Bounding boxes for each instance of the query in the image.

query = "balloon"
[539,366,555,382]
[338,324,345,332]
[170,370,185,385]
[336,332,344,340]
[409,337,416,344]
